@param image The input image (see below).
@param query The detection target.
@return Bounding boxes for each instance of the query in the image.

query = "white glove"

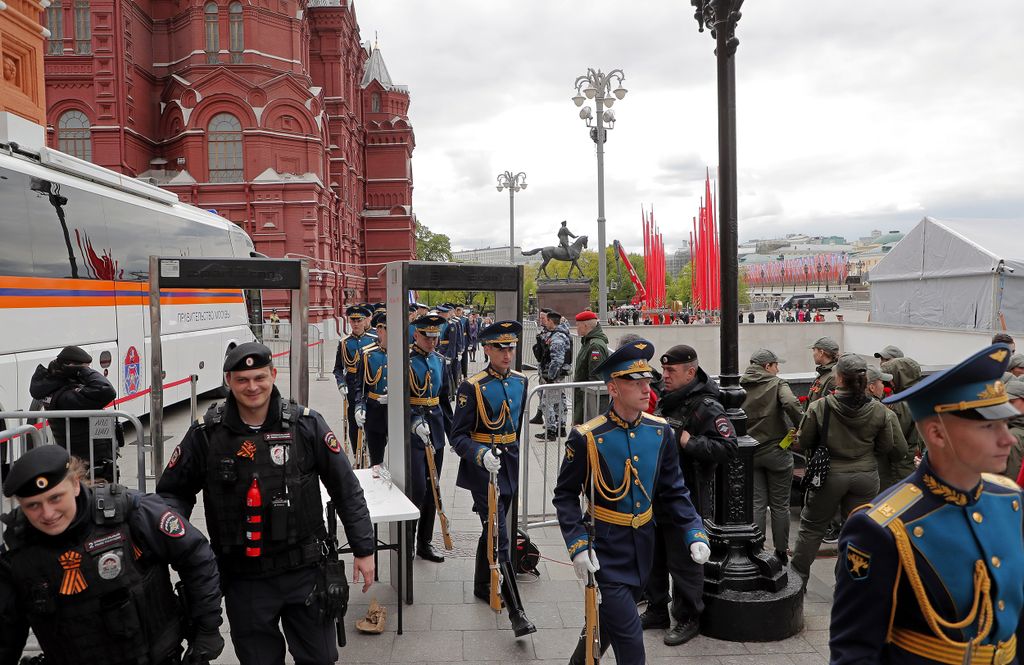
[377,393,388,405]
[413,419,431,444]
[338,383,348,396]
[572,550,600,580]
[444,357,451,366]
[690,541,711,565]
[482,450,501,473]
[354,407,366,428]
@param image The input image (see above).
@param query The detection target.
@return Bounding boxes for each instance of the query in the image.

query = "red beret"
[575,310,598,322]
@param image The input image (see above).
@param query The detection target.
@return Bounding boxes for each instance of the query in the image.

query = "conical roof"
[361,47,394,89]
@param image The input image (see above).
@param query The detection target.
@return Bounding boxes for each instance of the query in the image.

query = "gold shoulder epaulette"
[362,343,378,354]
[575,415,607,435]
[849,502,874,517]
[642,413,667,425]
[510,369,526,379]
[466,370,488,386]
[867,483,923,527]
[981,473,1022,492]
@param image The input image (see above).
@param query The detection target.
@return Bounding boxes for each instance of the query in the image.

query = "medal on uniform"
[97,550,123,580]
[270,444,290,466]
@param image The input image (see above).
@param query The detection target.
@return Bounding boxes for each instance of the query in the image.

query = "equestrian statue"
[522,229,589,279]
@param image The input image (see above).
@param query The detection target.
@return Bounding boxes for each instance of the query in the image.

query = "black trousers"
[644,524,704,622]
[223,566,335,665]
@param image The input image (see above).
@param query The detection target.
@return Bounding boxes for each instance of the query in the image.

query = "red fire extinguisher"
[245,474,262,558]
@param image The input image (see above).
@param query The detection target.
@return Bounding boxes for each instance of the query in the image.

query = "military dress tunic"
[831,456,1024,665]
[408,343,451,547]
[450,366,527,560]
[333,331,378,443]
[552,409,707,665]
[354,342,389,466]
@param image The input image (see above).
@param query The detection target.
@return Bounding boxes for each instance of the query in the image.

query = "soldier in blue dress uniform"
[450,320,537,637]
[353,312,389,466]
[333,304,377,446]
[408,314,452,563]
[831,343,1024,665]
[553,339,711,665]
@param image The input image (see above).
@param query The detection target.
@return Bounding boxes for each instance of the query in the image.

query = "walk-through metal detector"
[385,261,524,602]
[148,256,309,478]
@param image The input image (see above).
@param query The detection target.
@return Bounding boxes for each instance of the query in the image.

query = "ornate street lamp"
[690,0,803,641]
[496,171,527,265]
[572,68,627,324]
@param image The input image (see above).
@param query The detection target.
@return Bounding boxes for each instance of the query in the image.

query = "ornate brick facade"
[40,0,415,318]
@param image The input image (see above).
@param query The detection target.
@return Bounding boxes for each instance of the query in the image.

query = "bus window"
[0,167,35,277]
[100,197,162,281]
[24,176,111,280]
[159,212,234,257]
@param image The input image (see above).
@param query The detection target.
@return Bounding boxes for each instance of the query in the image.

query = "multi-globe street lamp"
[572,68,627,323]
[496,171,528,265]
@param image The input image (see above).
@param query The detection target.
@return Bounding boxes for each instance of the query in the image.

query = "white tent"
[870,217,1024,332]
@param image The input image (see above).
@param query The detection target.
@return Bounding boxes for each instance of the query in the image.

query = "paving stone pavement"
[95,342,839,664]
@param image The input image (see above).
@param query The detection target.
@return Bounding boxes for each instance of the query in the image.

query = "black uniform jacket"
[156,387,374,558]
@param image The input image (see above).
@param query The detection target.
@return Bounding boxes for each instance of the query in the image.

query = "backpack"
[514,529,541,577]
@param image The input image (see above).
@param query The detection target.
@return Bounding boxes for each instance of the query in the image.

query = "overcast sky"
[353,1,1023,253]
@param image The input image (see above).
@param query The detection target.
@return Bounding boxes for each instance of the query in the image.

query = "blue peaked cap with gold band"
[883,343,1019,421]
[594,338,656,382]
[412,313,445,337]
[478,320,521,347]
[346,304,372,319]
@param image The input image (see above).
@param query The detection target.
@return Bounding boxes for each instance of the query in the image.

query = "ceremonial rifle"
[354,425,368,470]
[487,439,503,612]
[584,465,600,664]
[416,409,454,550]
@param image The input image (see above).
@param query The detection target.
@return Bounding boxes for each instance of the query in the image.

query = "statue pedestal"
[537,279,592,320]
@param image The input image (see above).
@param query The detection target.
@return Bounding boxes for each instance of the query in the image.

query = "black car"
[802,297,840,311]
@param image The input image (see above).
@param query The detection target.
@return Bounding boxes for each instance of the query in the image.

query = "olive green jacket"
[740,364,803,447]
[799,392,897,473]
[805,361,837,411]
[572,324,609,424]
[1005,416,1024,482]
[876,402,915,489]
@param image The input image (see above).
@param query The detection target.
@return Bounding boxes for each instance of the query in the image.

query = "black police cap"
[223,342,273,372]
[3,445,71,498]
[660,344,698,366]
[56,345,92,364]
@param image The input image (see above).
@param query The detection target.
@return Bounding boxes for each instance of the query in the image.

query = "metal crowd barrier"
[519,379,605,530]
[254,323,328,380]
[0,409,148,492]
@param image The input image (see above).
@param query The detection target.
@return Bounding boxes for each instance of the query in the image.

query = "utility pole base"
[701,574,804,641]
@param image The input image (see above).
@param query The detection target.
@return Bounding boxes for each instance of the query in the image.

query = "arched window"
[229,2,243,63]
[204,2,219,63]
[74,0,91,54]
[371,93,381,113]
[207,113,242,182]
[57,110,91,161]
[46,1,64,55]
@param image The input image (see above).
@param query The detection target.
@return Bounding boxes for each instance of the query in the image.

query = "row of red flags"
[642,207,666,308]
[743,253,850,287]
[690,170,720,310]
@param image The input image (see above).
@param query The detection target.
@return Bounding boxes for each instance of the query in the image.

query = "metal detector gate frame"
[385,261,524,603]
[148,256,309,479]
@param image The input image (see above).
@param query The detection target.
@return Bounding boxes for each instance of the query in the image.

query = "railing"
[519,379,605,530]
[253,322,328,380]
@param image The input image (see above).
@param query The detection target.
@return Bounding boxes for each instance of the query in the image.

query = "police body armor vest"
[3,484,182,665]
[200,399,326,576]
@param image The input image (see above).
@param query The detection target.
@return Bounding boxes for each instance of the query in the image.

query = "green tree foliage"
[415,222,453,262]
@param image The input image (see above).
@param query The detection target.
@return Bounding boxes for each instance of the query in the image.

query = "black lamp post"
[690,0,803,641]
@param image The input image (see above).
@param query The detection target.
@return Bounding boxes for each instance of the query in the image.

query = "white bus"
[0,141,258,419]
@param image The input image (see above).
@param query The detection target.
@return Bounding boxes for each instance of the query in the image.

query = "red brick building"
[40,0,415,318]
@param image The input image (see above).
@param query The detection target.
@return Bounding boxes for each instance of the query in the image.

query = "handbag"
[800,399,832,491]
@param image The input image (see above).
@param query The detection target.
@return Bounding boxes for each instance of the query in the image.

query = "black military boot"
[499,562,536,637]
[529,409,544,425]
[473,534,491,602]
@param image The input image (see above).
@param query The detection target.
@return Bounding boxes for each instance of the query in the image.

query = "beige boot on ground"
[355,598,387,634]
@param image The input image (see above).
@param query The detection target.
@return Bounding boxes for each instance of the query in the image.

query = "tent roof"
[870,217,1024,282]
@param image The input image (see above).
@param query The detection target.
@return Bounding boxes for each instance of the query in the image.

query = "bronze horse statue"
[522,235,588,279]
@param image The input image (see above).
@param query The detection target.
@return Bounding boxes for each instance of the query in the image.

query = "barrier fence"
[519,379,605,531]
[253,323,329,381]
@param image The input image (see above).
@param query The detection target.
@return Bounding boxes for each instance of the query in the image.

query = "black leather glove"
[185,627,224,665]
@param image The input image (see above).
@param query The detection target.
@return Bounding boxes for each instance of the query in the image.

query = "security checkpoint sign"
[90,416,115,440]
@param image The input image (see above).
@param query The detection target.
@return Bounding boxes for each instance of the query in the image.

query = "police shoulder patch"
[159,511,186,538]
[715,416,734,437]
[167,445,181,469]
[324,431,341,454]
[846,543,871,581]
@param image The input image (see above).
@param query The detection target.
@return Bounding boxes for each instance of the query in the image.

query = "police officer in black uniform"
[157,342,375,665]
[0,445,224,665]
[641,344,738,646]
